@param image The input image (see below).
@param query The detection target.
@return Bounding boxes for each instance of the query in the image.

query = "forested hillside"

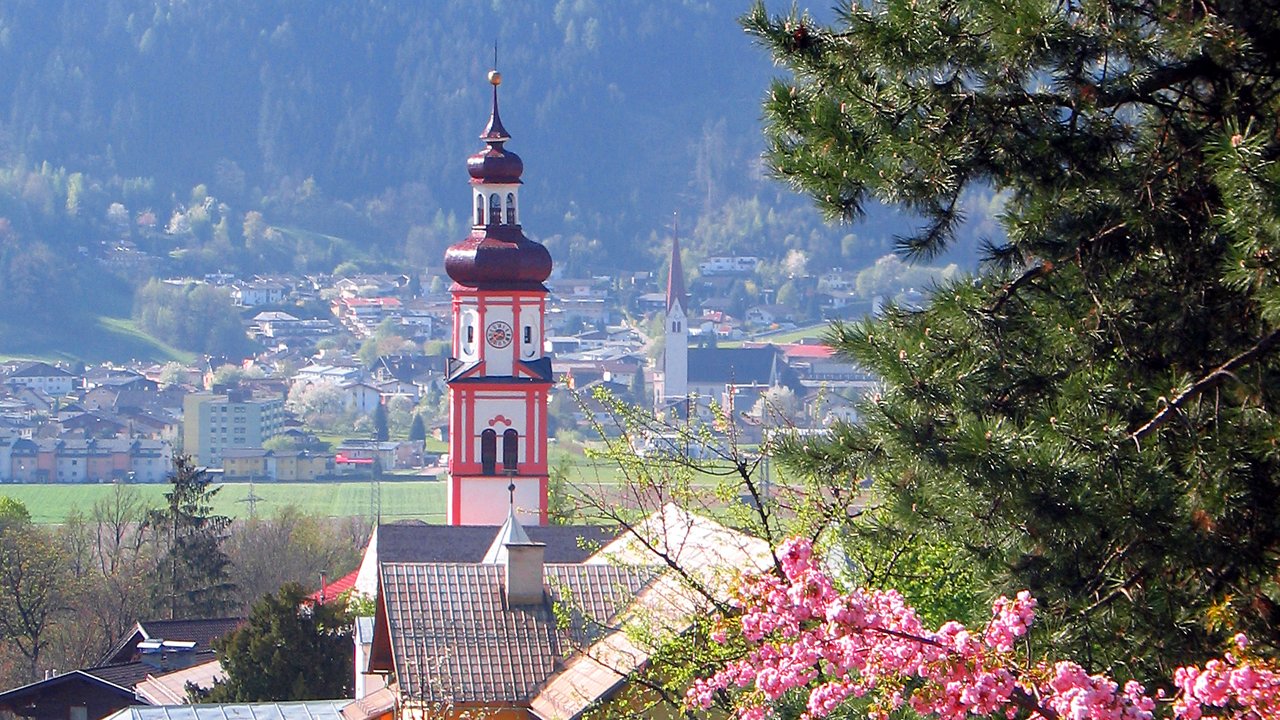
[0,1,992,357]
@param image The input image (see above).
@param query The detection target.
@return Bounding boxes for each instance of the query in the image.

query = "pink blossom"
[685,537,1280,720]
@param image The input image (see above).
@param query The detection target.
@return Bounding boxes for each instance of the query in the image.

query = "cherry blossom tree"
[687,538,1280,720]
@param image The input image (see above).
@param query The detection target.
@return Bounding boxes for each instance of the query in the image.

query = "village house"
[294,364,364,387]
[332,297,404,338]
[2,362,79,397]
[334,440,421,470]
[334,274,410,299]
[229,278,289,307]
[220,447,333,481]
[0,437,171,483]
[361,505,769,720]
[0,618,240,720]
[697,255,760,276]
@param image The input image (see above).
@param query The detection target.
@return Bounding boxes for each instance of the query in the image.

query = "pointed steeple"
[660,215,690,405]
[481,480,547,606]
[481,71,510,142]
[482,482,533,564]
[666,228,688,313]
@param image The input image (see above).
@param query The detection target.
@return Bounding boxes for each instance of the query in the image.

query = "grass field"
[0,480,448,524]
[1,452,622,524]
[0,442,740,525]
[0,275,195,364]
[714,322,834,349]
[0,314,191,365]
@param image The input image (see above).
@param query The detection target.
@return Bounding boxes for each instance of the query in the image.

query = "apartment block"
[183,391,285,467]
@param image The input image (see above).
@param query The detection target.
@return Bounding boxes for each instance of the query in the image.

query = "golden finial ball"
[488,70,502,86]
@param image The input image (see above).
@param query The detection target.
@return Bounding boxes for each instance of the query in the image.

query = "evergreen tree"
[628,367,647,406]
[744,0,1280,679]
[200,583,352,702]
[373,402,389,442]
[408,413,426,443]
[149,456,235,618]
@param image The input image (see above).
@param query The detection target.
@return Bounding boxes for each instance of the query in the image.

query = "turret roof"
[666,233,688,313]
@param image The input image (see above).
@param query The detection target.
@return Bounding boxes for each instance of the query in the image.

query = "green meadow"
[0,480,447,525]
[0,443,740,525]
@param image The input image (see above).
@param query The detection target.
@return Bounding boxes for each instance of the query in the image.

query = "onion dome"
[445,226,552,287]
[467,71,523,184]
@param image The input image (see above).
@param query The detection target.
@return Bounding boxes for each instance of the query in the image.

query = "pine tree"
[743,0,1280,679]
[373,401,389,442]
[628,366,647,406]
[408,413,426,442]
[149,456,235,618]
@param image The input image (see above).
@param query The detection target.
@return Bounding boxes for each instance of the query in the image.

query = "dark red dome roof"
[467,146,523,183]
[445,227,552,288]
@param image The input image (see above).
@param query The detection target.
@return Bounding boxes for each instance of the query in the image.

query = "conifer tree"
[408,413,426,443]
[629,366,647,406]
[743,0,1280,679]
[149,456,235,618]
[373,401,389,442]
[199,583,352,702]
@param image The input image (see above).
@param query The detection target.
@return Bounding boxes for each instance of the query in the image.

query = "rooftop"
[376,562,656,704]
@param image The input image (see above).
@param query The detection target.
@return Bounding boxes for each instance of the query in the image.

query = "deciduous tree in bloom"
[687,538,1280,720]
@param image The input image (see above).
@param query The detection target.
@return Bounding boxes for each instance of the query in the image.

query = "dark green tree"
[148,456,235,618]
[408,413,426,442]
[628,366,647,407]
[745,0,1280,680]
[199,583,352,702]
[373,402,389,442]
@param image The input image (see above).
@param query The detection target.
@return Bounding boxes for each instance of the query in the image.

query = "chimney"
[504,540,546,606]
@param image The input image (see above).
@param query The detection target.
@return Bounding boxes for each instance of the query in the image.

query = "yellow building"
[221,449,333,481]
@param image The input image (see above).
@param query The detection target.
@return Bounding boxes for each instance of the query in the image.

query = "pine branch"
[1127,328,1280,443]
[986,261,1053,313]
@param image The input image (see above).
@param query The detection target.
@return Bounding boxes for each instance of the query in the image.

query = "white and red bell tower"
[445,70,553,526]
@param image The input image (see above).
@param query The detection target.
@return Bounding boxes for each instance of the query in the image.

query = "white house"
[3,362,77,396]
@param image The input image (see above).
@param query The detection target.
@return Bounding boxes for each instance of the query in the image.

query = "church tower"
[656,232,689,409]
[445,70,553,526]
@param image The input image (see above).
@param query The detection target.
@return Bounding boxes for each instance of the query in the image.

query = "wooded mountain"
[0,1,990,358]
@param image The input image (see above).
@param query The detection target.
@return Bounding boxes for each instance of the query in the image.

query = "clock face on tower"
[486,320,513,348]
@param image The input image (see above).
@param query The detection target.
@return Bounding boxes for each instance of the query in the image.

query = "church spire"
[659,214,690,407]
[666,217,687,313]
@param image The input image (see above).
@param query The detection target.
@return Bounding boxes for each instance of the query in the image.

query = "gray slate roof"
[379,562,656,704]
[374,521,616,565]
[103,617,244,665]
[7,361,74,378]
[687,346,779,383]
[86,650,217,688]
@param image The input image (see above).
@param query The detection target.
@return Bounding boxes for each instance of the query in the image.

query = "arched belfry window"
[502,429,518,471]
[506,193,516,224]
[475,194,484,225]
[480,429,497,475]
[489,194,502,225]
